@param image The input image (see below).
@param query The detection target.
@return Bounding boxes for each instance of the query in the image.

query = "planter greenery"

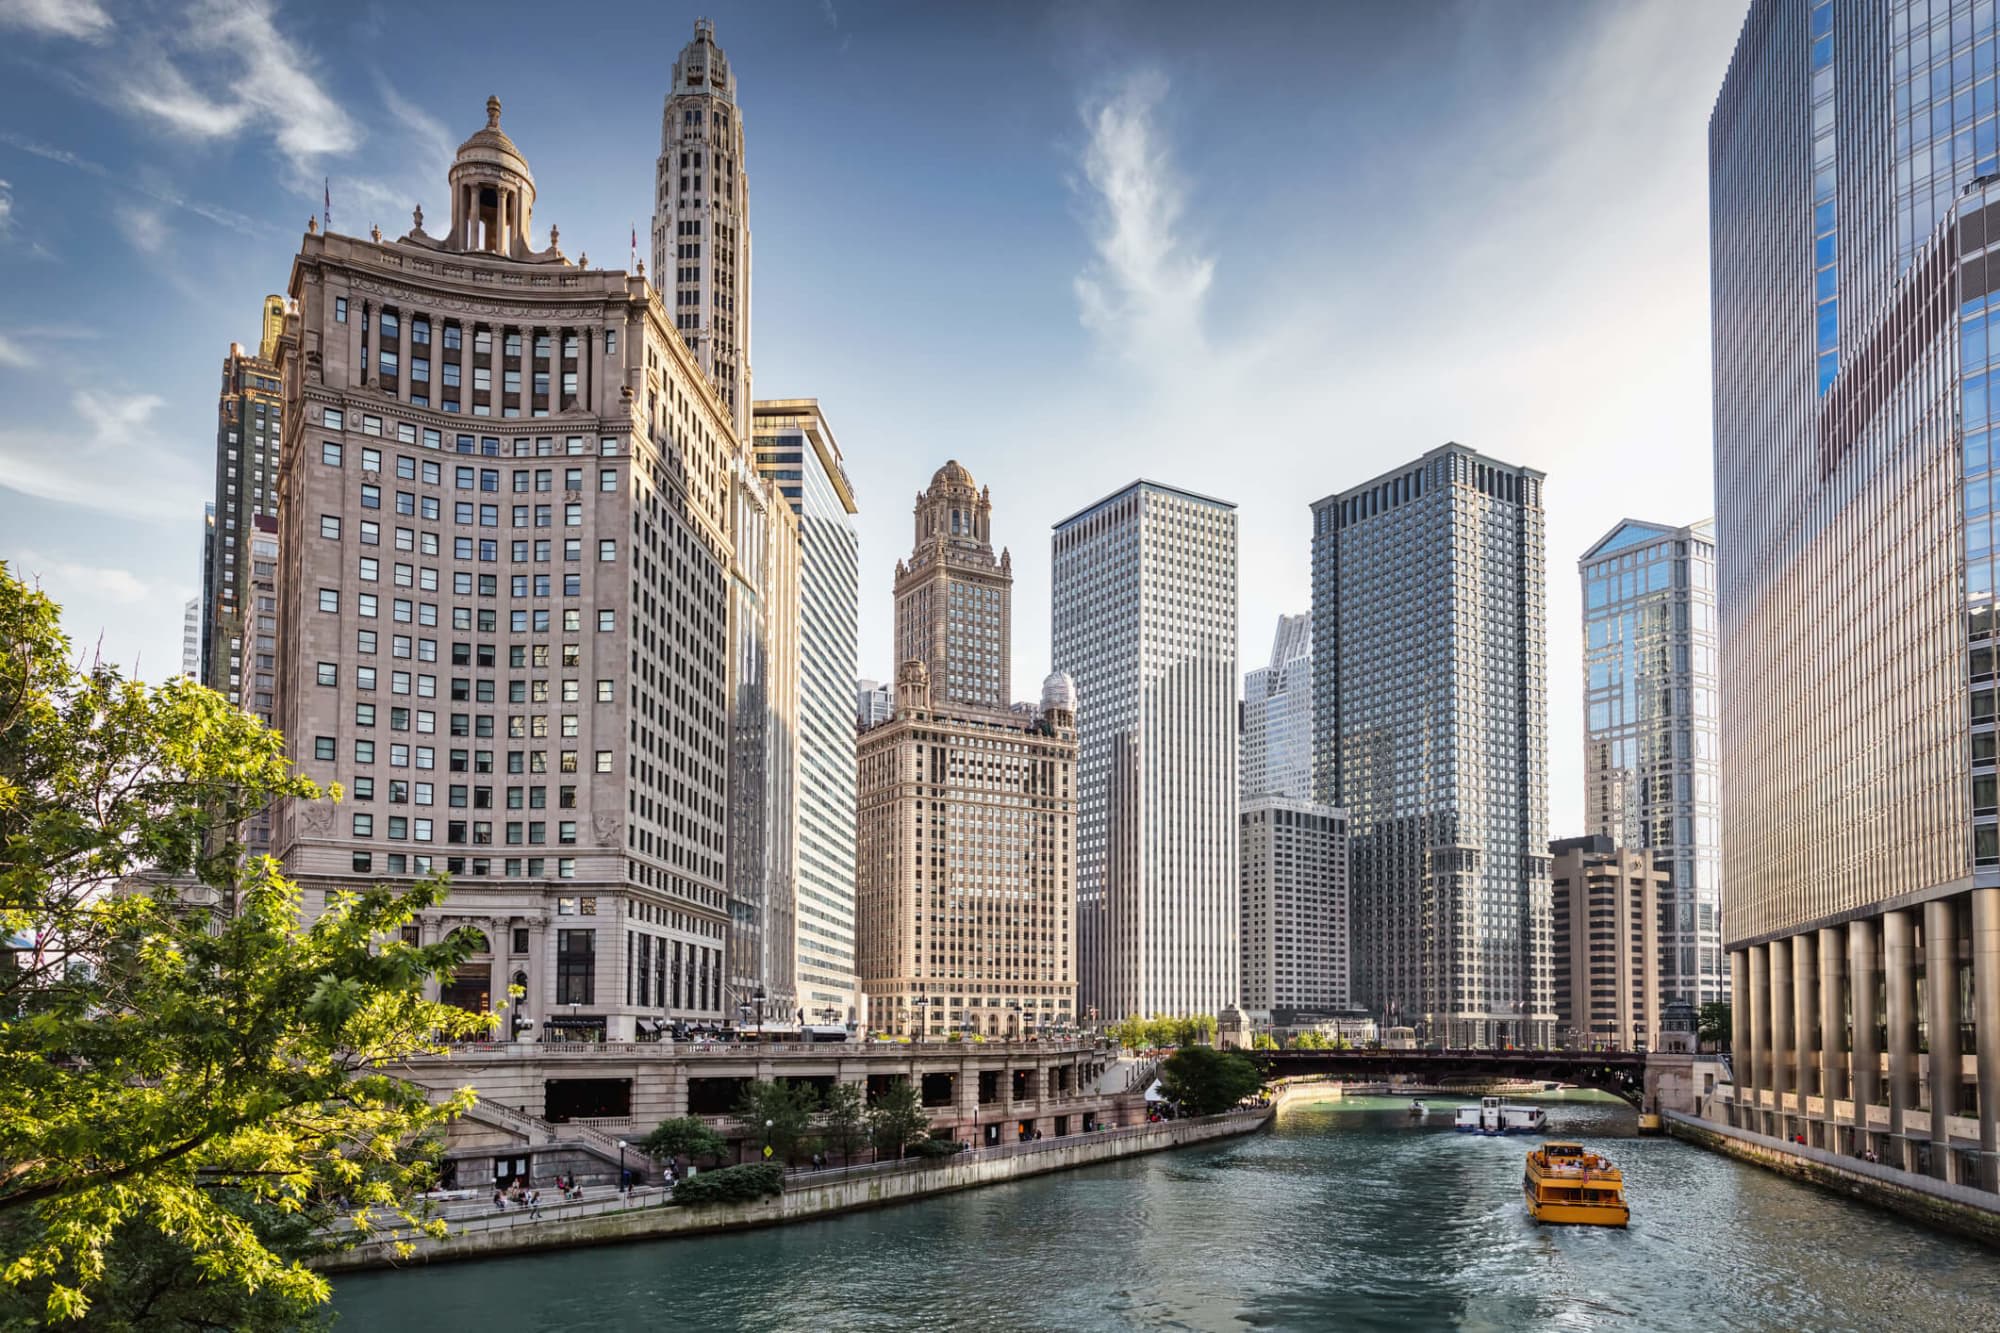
[670,1163,784,1207]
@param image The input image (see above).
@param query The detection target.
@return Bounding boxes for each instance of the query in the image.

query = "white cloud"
[0,389,206,522]
[1071,69,1215,366]
[0,0,113,41]
[820,0,838,29]
[119,0,360,170]
[11,550,153,604]
[0,130,265,237]
[113,202,168,254]
[0,177,12,232]
[0,334,32,369]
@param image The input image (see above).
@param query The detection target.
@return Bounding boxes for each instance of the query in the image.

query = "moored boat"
[1522,1141,1629,1226]
[1453,1095,1547,1135]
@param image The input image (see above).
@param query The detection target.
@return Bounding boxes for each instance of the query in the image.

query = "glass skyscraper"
[1310,445,1553,1049]
[1710,0,2000,1189]
[1242,613,1314,802]
[1053,481,1239,1020]
[1579,518,1723,1008]
[753,399,860,1024]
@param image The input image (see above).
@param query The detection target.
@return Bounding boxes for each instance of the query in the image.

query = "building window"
[314,736,335,761]
[335,297,347,323]
[598,539,617,562]
[322,441,342,466]
[556,929,594,1005]
[318,589,339,613]
[317,662,337,687]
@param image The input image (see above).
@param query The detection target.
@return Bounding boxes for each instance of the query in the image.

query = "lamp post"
[618,1138,628,1194]
[912,995,929,1041]
[763,1118,775,1167]
[753,985,767,1034]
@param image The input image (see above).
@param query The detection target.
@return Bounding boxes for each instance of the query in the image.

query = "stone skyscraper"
[857,464,1076,1038]
[275,98,736,1039]
[201,297,286,702]
[1240,797,1348,1021]
[1053,480,1239,1020]
[1242,612,1312,802]
[1311,445,1553,1048]
[651,19,751,443]
[1709,0,2000,1188]
[893,461,1011,710]
[1579,517,1722,1008]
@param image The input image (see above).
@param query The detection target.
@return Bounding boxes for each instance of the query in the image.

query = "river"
[332,1092,2000,1330]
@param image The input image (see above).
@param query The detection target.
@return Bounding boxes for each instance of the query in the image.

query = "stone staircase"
[463,1099,635,1168]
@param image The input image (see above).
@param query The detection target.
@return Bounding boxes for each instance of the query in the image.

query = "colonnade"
[1726,888,2000,1193]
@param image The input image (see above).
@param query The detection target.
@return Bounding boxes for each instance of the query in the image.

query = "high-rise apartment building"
[1711,0,2000,1188]
[201,298,287,702]
[1053,480,1238,1019]
[855,678,894,729]
[752,398,860,1024]
[1239,797,1348,1020]
[893,461,1011,710]
[1549,835,1663,1052]
[1579,518,1722,1008]
[1310,445,1553,1048]
[1242,613,1313,802]
[857,467,1076,1038]
[181,596,201,679]
[275,97,736,1040]
[651,19,750,443]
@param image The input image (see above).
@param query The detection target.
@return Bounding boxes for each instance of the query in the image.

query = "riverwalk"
[317,1108,1271,1272]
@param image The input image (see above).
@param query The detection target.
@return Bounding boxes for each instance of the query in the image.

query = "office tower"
[855,678,894,729]
[1549,835,1663,1052]
[856,468,1076,1038]
[181,596,200,679]
[651,18,751,443]
[1239,797,1348,1020]
[201,298,286,703]
[1712,0,2000,1187]
[1579,517,1723,1008]
[894,461,1012,710]
[1310,445,1553,1049]
[1053,480,1238,1019]
[1242,613,1313,801]
[752,398,860,1024]
[275,97,736,1039]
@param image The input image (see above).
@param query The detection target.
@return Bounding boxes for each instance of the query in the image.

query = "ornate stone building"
[893,461,1012,711]
[275,98,741,1039]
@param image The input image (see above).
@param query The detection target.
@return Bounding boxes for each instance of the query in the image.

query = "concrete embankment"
[320,1109,1270,1273]
[1666,1112,2000,1248]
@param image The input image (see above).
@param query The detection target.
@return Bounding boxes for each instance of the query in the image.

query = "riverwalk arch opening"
[1254,1050,1651,1107]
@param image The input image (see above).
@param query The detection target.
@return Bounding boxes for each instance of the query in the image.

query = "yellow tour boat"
[1522,1141,1629,1227]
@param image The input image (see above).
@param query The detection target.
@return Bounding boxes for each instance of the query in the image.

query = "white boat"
[1453,1095,1547,1136]
[1409,1099,1426,1117]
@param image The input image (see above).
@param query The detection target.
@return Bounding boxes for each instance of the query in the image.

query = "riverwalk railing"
[424,1037,1111,1060]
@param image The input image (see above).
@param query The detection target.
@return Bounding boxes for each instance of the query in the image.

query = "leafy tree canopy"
[1158,1047,1264,1116]
[0,563,487,1327]
[865,1080,931,1159]
[638,1117,727,1168]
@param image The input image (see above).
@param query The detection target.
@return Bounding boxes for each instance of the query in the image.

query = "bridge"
[1253,1049,1654,1107]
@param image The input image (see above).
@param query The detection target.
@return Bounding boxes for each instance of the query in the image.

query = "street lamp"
[764,1118,775,1167]
[912,995,929,1042]
[753,985,767,1033]
[617,1138,628,1194]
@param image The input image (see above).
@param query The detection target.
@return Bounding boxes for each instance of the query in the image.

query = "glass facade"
[1310,446,1553,1049]
[1242,613,1314,802]
[1579,519,1724,1006]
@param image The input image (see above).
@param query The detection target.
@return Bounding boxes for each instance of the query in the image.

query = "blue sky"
[0,0,1748,836]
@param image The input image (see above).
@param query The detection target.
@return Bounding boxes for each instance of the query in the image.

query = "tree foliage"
[1250,1033,1279,1051]
[1105,1012,1219,1051]
[865,1080,931,1159]
[819,1083,869,1164]
[667,1163,783,1207]
[0,563,488,1327]
[638,1117,727,1169]
[1158,1047,1264,1116]
[732,1081,817,1166]
[1698,1001,1733,1050]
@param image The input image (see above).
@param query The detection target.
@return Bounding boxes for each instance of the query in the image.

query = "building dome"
[455,96,533,184]
[931,459,976,492]
[1041,671,1077,713]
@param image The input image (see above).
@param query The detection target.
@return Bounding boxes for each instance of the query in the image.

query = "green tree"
[820,1083,869,1165]
[865,1079,932,1159]
[0,563,489,1327]
[1250,1033,1279,1051]
[1698,1001,1733,1050]
[638,1116,727,1170]
[1292,1030,1330,1050]
[733,1080,817,1166]
[1159,1046,1264,1116]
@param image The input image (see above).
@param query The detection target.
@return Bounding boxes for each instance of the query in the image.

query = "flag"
[323,177,331,230]
[630,224,637,270]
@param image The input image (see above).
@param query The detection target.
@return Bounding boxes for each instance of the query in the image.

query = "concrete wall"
[320,1109,1269,1273]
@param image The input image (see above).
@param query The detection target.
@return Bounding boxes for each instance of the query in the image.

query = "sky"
[0,0,1749,839]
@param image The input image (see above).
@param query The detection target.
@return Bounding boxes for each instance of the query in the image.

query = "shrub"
[911,1135,968,1160]
[670,1162,785,1207]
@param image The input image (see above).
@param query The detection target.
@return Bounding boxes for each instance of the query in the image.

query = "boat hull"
[1523,1188,1629,1227]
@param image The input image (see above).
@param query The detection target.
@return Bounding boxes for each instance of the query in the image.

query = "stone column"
[1925,897,1961,1181]
[1730,949,1750,1122]
[1794,930,1820,1117]
[1972,887,2000,1193]
[1818,925,1848,1117]
[1746,945,1769,1130]
[1770,936,1794,1138]
[1849,917,1880,1147]
[1885,908,1918,1164]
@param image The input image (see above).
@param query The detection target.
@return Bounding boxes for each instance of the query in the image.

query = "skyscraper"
[1549,835,1663,1052]
[1711,0,2000,1186]
[854,678,894,729]
[1240,797,1348,1021]
[894,461,1011,710]
[201,298,286,703]
[1578,517,1722,1008]
[1310,445,1553,1049]
[275,97,734,1040]
[651,19,751,443]
[181,596,200,679]
[1242,612,1313,802]
[753,398,860,1024]
[1053,480,1238,1019]
[857,467,1076,1038]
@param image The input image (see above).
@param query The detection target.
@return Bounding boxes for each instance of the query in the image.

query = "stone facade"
[1548,835,1663,1051]
[893,461,1012,711]
[1239,797,1349,1019]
